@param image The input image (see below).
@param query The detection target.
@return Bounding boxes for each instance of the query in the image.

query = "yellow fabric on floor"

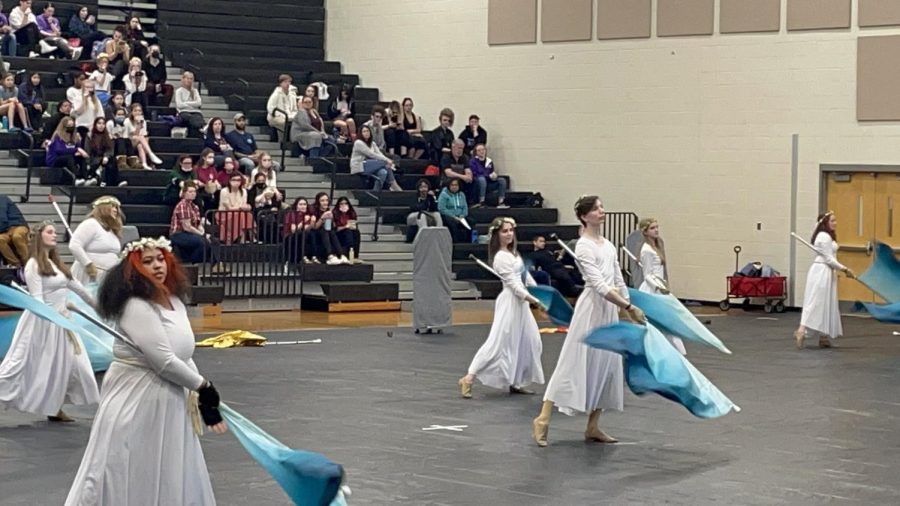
[196,330,268,348]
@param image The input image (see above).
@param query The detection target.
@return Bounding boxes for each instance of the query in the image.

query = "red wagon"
[718,246,787,313]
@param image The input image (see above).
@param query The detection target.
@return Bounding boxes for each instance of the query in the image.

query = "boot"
[584,409,617,443]
[116,155,128,171]
[126,156,141,170]
[532,400,553,447]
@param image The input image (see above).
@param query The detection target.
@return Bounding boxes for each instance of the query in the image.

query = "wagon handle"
[733,245,742,273]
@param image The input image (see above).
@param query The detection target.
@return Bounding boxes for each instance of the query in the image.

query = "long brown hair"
[812,212,837,242]
[488,217,517,262]
[90,201,124,237]
[30,222,72,279]
[639,217,665,265]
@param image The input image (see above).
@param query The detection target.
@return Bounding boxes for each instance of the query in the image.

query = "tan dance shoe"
[818,336,832,348]
[458,378,472,399]
[794,329,805,349]
[47,410,75,423]
[509,386,536,395]
[584,410,618,443]
[533,400,553,447]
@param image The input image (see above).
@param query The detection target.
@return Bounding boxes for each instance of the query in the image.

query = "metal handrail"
[17,131,35,203]
[54,166,78,242]
[360,178,384,242]
[272,107,290,169]
[235,78,250,115]
[320,157,336,203]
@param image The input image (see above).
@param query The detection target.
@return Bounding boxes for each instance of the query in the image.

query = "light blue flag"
[583,322,740,419]
[0,313,20,357]
[858,241,900,304]
[627,288,731,354]
[219,403,345,506]
[0,283,113,372]
[527,285,574,326]
[66,283,114,371]
[852,301,900,323]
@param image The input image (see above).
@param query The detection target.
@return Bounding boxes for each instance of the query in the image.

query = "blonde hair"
[90,200,124,237]
[639,217,665,265]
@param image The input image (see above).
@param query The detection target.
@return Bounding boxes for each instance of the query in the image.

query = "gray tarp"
[413,227,453,330]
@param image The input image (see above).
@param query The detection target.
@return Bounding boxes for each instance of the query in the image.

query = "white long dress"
[66,296,217,506]
[639,243,686,355]
[0,259,99,416]
[69,218,122,286]
[800,232,845,338]
[467,250,544,389]
[543,237,625,415]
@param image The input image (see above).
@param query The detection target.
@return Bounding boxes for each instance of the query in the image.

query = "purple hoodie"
[469,156,496,178]
[36,14,60,35]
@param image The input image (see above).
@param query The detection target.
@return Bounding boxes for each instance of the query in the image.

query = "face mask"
[114,116,125,126]
[256,183,267,189]
[65,126,75,133]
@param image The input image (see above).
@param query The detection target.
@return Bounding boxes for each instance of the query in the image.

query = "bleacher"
[0,0,626,308]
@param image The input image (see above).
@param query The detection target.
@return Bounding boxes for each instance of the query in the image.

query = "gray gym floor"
[2,311,899,505]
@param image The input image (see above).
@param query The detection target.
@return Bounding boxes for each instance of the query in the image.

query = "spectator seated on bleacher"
[86,116,126,187]
[143,44,172,107]
[440,139,473,203]
[0,193,29,267]
[164,154,199,206]
[46,115,90,185]
[227,112,279,173]
[17,70,42,132]
[327,84,356,142]
[217,172,255,245]
[125,16,151,60]
[437,178,472,243]
[250,152,281,197]
[0,72,31,131]
[303,84,320,111]
[36,3,81,59]
[311,191,348,265]
[169,181,228,273]
[175,71,203,138]
[350,124,400,192]
[123,57,148,109]
[9,0,41,57]
[527,235,582,298]
[204,117,232,168]
[283,197,317,264]
[102,25,130,82]
[459,114,487,156]
[470,143,508,209]
[247,171,283,215]
[70,75,105,137]
[89,53,113,101]
[384,100,404,157]
[429,107,455,163]
[68,5,105,54]
[41,97,68,142]
[102,90,124,118]
[333,196,361,262]
[0,4,18,57]
[124,102,161,170]
[405,178,442,242]
[194,148,220,212]
[401,97,427,160]
[215,156,244,189]
[266,74,297,140]
[363,105,393,157]
[291,95,333,159]
[107,106,135,170]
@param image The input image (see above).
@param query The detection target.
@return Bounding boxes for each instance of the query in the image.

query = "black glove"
[197,381,223,426]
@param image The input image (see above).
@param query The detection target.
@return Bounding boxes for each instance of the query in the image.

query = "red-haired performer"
[794,212,855,349]
[458,217,544,398]
[0,221,99,422]
[66,237,227,506]
[532,196,646,448]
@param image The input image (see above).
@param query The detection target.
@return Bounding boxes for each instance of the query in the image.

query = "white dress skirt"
[544,237,625,415]
[800,232,845,338]
[69,218,122,286]
[66,296,216,506]
[639,243,686,355]
[467,250,544,389]
[0,259,99,416]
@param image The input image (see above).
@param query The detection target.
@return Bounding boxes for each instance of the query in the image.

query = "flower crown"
[818,211,834,223]
[92,196,121,209]
[488,217,517,234]
[120,236,173,258]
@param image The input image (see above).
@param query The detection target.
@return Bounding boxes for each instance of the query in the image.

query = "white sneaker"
[28,51,38,58]
[86,178,98,186]
[72,47,83,60]
[142,163,153,170]
[339,255,351,265]
[326,255,341,265]
[118,181,128,187]
[149,153,163,164]
[39,40,55,55]
[74,178,85,186]
[283,262,290,275]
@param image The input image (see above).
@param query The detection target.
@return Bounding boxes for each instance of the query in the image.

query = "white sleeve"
[494,252,530,300]
[639,245,663,290]
[69,219,97,267]
[118,299,206,390]
[24,259,45,302]
[266,90,278,115]
[577,242,614,297]
[67,277,95,306]
[814,232,846,271]
[613,253,629,300]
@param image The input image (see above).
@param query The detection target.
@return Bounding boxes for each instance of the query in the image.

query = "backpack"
[91,38,111,59]
[424,165,439,176]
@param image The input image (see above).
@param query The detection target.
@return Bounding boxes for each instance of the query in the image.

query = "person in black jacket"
[327,84,356,142]
[41,99,70,143]
[143,44,173,107]
[458,114,487,156]
[440,139,474,203]
[0,193,28,266]
[405,178,442,242]
[527,235,582,297]
[429,107,454,163]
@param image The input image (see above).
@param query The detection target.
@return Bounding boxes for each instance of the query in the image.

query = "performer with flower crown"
[532,196,646,447]
[457,217,545,399]
[69,196,124,286]
[0,221,99,422]
[66,236,228,505]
